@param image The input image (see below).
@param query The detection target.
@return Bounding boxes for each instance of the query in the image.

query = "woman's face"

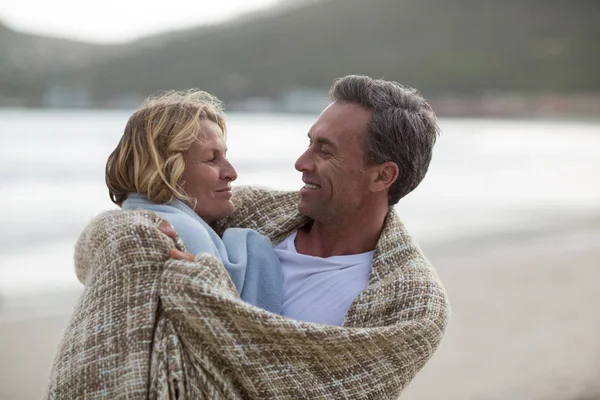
[181,120,238,223]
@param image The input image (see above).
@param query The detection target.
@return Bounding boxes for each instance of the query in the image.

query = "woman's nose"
[223,160,238,182]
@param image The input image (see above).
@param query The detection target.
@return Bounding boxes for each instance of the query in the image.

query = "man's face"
[294,101,375,223]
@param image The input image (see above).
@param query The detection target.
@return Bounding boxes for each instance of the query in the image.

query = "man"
[171,75,446,328]
[49,75,449,399]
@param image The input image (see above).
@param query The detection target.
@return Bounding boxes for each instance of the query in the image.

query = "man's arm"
[63,210,443,399]
[211,185,306,243]
[48,210,180,399]
[159,255,446,399]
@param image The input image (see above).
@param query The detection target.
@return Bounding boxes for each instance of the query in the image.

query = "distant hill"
[0,21,124,106]
[1,0,599,108]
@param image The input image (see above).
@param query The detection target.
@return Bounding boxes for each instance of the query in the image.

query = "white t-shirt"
[274,232,374,326]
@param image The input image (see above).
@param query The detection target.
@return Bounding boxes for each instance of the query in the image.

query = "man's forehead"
[319,102,336,115]
[310,102,371,139]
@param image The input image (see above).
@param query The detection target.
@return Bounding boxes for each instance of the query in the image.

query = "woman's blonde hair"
[106,90,226,206]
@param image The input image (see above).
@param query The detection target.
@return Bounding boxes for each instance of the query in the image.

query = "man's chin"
[297,201,315,219]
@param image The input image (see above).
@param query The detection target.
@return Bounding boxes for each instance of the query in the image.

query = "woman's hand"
[159,221,195,261]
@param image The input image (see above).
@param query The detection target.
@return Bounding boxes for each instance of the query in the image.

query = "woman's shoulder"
[123,198,213,244]
[144,207,217,256]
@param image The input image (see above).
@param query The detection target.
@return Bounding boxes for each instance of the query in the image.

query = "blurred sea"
[1,109,600,309]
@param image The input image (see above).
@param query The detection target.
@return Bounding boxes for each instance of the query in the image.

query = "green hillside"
[0,21,122,105]
[1,0,599,107]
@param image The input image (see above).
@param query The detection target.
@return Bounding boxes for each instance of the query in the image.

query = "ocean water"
[1,109,600,299]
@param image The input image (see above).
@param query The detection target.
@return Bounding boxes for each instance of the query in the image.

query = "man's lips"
[302,183,320,190]
[301,180,321,190]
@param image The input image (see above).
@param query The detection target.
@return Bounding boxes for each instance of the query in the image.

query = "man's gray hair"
[329,75,440,205]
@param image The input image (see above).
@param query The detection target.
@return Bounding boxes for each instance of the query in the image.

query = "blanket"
[45,187,449,399]
[122,193,282,313]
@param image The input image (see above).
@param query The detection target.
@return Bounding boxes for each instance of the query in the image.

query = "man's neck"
[295,207,389,258]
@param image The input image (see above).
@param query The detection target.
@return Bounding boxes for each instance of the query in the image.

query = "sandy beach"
[404,219,600,400]
[1,217,599,400]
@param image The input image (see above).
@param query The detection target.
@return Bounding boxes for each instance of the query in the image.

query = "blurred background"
[1,0,599,399]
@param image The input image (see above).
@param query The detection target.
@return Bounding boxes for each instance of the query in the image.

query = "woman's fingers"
[169,247,195,261]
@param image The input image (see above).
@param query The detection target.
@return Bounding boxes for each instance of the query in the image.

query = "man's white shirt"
[274,232,373,326]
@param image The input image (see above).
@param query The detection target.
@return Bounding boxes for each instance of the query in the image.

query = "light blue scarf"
[122,193,282,314]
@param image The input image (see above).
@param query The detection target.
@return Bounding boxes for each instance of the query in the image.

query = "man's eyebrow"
[307,133,336,148]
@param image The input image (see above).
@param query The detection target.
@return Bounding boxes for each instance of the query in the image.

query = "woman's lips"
[215,187,233,198]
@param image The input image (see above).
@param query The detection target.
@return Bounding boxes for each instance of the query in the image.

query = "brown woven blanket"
[45,187,449,399]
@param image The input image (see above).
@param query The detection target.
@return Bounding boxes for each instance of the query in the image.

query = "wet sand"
[404,223,600,400]
[0,314,72,400]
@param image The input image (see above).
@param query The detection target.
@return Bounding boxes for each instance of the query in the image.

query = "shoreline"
[2,106,600,122]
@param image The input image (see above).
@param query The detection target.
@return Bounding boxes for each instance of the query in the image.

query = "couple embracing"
[46,75,449,399]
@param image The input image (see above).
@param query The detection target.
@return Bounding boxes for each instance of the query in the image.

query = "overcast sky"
[0,0,280,43]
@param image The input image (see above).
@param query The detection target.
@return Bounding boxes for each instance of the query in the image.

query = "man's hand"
[159,221,195,261]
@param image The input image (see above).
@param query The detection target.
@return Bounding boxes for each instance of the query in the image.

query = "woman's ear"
[370,161,399,193]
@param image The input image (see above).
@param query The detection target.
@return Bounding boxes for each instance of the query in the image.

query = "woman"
[47,91,291,398]
[105,90,281,313]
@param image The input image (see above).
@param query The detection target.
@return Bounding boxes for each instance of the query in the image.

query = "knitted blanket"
[122,193,282,314]
[45,187,449,399]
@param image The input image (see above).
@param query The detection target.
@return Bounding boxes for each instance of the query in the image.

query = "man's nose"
[294,148,314,173]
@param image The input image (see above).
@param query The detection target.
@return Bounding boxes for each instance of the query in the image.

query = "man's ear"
[370,161,399,193]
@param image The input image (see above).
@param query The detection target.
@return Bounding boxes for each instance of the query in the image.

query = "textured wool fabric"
[45,186,449,399]
[122,193,283,314]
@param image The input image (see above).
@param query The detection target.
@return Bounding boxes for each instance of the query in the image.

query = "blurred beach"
[1,110,599,399]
